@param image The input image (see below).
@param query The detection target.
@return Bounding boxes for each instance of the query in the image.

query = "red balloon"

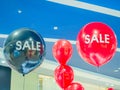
[52,39,73,65]
[65,82,84,90]
[54,65,74,89]
[76,22,117,67]
[108,87,114,90]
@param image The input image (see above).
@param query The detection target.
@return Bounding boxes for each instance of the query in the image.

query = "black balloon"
[3,28,46,75]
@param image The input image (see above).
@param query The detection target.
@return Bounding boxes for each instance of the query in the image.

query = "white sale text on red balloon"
[85,34,110,44]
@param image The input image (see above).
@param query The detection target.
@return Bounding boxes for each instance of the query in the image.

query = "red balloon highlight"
[76,22,117,67]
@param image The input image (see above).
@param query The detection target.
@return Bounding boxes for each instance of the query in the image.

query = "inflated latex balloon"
[52,39,73,65]
[3,28,46,75]
[76,22,117,67]
[54,65,74,89]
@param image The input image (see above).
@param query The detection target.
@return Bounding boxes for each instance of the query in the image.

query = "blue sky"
[0,0,120,47]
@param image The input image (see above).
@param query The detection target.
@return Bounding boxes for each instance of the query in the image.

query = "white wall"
[11,70,39,90]
[40,75,106,90]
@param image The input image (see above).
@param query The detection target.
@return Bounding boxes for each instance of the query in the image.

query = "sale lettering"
[85,34,110,44]
[16,41,41,51]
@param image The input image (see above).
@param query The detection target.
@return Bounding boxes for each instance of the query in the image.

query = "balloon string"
[96,67,100,72]
[23,75,25,90]
[96,67,100,90]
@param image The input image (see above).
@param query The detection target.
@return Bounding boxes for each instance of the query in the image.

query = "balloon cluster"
[52,22,117,90]
[3,22,117,89]
[53,39,84,90]
[3,28,46,75]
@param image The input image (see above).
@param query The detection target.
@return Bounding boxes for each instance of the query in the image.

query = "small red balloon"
[76,22,117,67]
[108,87,114,90]
[54,65,74,89]
[65,82,84,90]
[52,39,73,65]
